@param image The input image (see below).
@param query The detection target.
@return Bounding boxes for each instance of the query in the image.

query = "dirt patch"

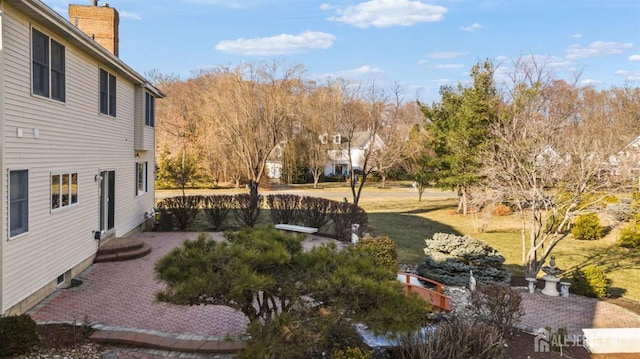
[9,323,102,359]
[506,330,590,359]
[506,330,639,358]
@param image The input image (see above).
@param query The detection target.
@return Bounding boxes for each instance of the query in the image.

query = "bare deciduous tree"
[372,87,423,187]
[485,57,629,278]
[202,61,304,197]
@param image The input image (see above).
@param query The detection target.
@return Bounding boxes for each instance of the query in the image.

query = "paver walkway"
[518,288,640,336]
[27,231,640,357]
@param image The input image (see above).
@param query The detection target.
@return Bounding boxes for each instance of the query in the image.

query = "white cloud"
[417,59,429,64]
[580,78,600,86]
[461,23,482,32]
[336,65,382,77]
[494,55,509,63]
[319,3,334,10]
[570,33,582,39]
[324,0,448,28]
[614,69,640,81]
[426,51,469,59]
[120,11,142,20]
[565,41,634,59]
[629,54,640,61]
[215,31,335,55]
[435,64,464,69]
[518,54,573,70]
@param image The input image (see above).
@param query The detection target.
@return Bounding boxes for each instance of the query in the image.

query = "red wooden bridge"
[397,272,451,311]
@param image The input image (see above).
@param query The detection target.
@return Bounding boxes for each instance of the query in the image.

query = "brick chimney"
[68,1,119,56]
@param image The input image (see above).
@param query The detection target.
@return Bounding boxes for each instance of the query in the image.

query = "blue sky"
[49,0,640,103]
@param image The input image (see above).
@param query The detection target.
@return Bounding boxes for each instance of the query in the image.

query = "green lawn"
[354,191,640,302]
[157,185,640,301]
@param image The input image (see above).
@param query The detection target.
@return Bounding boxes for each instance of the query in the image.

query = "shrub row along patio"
[156,194,369,241]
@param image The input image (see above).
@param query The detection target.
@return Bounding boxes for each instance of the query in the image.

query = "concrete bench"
[274,224,318,234]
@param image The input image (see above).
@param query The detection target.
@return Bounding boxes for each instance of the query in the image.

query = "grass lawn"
[355,190,640,302]
[157,185,640,302]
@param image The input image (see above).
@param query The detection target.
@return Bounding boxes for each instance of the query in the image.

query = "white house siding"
[1,4,153,313]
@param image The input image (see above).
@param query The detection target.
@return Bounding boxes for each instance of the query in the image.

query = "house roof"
[345,131,382,149]
[4,0,165,98]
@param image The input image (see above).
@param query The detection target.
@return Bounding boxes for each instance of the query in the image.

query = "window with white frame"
[10,170,29,237]
[51,172,78,210]
[32,28,65,102]
[145,92,155,127]
[99,68,116,116]
[136,162,147,195]
[333,134,341,144]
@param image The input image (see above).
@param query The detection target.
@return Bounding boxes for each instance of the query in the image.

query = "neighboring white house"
[265,142,284,179]
[323,131,384,177]
[0,0,164,316]
[609,135,640,183]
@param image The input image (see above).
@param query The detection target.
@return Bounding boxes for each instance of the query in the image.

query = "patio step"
[90,329,246,354]
[94,237,151,263]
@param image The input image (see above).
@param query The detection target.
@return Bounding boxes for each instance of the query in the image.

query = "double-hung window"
[10,170,29,237]
[32,28,65,102]
[145,92,155,127]
[136,162,147,195]
[100,69,117,116]
[51,172,78,210]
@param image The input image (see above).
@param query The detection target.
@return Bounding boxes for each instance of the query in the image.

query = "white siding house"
[0,0,164,315]
[323,131,384,177]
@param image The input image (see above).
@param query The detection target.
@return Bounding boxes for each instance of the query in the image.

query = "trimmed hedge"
[202,195,234,230]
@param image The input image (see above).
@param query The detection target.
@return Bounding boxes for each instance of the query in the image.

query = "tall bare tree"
[335,82,387,205]
[296,81,341,187]
[484,57,628,278]
[203,61,304,197]
[372,86,422,187]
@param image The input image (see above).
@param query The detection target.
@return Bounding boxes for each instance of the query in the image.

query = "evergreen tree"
[155,227,430,357]
[420,60,499,214]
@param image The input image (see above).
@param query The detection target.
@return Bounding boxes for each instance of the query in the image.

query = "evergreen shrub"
[571,213,604,240]
[0,315,39,356]
[332,347,372,359]
[605,203,633,222]
[417,233,510,286]
[354,235,398,270]
[618,222,640,248]
[571,266,609,298]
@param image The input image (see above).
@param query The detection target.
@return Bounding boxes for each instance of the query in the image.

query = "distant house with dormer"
[323,131,384,177]
[0,0,164,316]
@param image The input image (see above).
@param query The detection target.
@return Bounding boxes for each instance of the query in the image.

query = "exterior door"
[99,170,115,231]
